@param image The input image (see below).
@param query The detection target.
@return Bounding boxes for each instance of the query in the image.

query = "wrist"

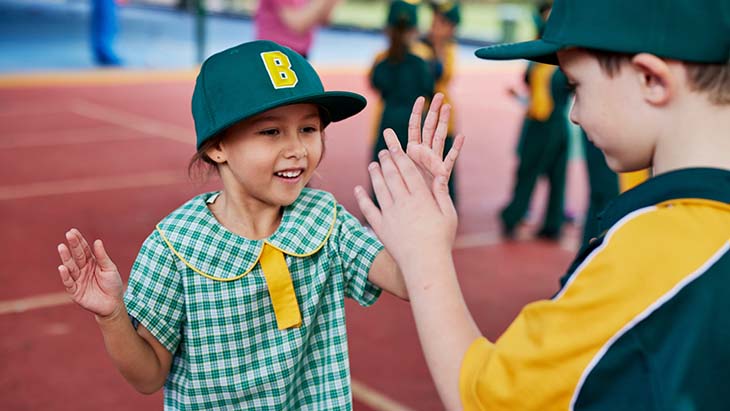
[94,302,126,325]
[399,250,456,286]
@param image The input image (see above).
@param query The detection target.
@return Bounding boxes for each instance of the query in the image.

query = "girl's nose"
[283,135,308,159]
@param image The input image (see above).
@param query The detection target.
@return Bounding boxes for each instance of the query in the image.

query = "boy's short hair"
[191,40,366,150]
[473,0,730,67]
[590,50,730,105]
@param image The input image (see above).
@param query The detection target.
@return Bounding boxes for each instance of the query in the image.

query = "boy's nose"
[568,97,580,125]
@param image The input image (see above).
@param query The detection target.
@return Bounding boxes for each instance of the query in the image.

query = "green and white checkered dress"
[124,188,383,410]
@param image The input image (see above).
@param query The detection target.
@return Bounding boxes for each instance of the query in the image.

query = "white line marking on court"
[70,99,193,144]
[0,126,144,149]
[351,379,417,411]
[0,170,188,201]
[0,292,71,315]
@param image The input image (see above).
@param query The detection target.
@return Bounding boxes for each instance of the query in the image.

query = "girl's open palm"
[57,229,123,317]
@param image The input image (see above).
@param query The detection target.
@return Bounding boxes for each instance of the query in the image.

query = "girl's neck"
[208,190,283,240]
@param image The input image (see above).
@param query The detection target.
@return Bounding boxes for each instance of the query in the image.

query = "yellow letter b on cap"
[261,51,298,89]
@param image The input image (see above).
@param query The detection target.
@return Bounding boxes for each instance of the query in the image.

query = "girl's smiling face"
[207,103,324,209]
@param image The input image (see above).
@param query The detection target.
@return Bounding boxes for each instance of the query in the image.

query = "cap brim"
[298,91,367,123]
[475,39,563,65]
[200,91,366,148]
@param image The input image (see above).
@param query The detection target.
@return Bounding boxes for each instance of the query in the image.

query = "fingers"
[368,161,394,208]
[354,185,382,231]
[407,96,425,148]
[57,243,81,281]
[383,131,430,196]
[58,265,77,294]
[443,133,465,178]
[65,229,87,268]
[421,93,444,148]
[431,103,450,159]
[93,239,117,272]
[72,229,94,265]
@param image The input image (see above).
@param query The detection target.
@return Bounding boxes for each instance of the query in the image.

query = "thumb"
[93,239,117,271]
[432,175,455,215]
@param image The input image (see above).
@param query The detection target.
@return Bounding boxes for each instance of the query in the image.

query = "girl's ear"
[205,140,227,164]
[631,53,675,107]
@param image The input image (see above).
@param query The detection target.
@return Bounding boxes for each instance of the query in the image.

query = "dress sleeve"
[124,229,185,353]
[334,204,383,306]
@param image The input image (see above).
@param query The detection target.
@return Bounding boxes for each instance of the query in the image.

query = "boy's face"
[210,103,324,208]
[558,48,656,172]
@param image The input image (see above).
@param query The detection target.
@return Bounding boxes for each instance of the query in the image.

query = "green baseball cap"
[192,40,367,149]
[387,0,419,29]
[431,0,460,26]
[475,0,730,65]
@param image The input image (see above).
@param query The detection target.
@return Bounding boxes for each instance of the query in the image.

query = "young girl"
[56,40,410,411]
[370,0,435,184]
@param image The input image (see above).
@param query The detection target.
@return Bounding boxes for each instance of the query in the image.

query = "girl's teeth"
[277,170,302,178]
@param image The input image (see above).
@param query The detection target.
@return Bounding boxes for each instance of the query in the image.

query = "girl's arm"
[57,229,172,394]
[354,95,473,410]
[367,250,407,300]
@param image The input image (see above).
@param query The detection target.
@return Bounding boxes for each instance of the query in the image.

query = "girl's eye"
[259,128,279,136]
[301,126,319,133]
[566,81,578,92]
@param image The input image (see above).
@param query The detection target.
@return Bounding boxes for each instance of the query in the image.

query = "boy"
[354,0,730,410]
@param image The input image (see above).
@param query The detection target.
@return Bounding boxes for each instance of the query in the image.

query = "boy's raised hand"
[57,229,124,318]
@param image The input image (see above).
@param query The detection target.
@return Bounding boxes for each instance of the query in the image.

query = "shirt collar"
[156,188,337,281]
[598,167,730,234]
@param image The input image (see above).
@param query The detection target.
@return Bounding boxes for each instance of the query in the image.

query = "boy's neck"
[208,190,282,240]
[652,98,730,175]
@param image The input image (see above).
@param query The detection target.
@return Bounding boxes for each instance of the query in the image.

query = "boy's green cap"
[387,0,419,29]
[475,0,730,64]
[192,40,367,149]
[431,0,460,26]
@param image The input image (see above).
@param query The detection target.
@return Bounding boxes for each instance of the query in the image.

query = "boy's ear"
[631,53,675,106]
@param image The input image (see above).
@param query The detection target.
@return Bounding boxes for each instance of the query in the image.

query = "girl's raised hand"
[57,229,124,318]
[405,93,465,187]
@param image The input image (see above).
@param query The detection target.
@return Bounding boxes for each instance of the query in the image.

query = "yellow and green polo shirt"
[124,188,383,410]
[460,167,730,410]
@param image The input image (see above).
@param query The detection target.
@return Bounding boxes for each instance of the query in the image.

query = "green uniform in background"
[501,63,571,239]
[370,50,435,171]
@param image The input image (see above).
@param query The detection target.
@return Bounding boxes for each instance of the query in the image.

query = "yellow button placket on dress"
[259,243,302,330]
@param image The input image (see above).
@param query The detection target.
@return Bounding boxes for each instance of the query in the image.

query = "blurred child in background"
[369,0,435,203]
[500,2,571,240]
[413,0,461,205]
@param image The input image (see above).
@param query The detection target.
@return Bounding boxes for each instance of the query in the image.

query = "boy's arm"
[57,229,172,394]
[367,249,407,300]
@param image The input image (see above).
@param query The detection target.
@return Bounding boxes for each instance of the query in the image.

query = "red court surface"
[0,65,587,411]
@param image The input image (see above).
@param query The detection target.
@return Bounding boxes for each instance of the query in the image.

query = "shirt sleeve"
[459,205,730,410]
[124,229,185,353]
[334,204,383,306]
